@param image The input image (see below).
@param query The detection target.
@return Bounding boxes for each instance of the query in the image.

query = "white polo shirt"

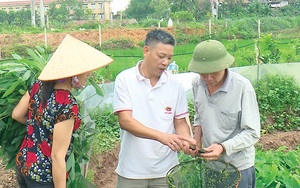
[113,61,189,179]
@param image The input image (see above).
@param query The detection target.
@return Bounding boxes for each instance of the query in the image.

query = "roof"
[0,0,55,7]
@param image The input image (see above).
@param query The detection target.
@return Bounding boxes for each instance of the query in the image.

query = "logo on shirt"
[165,106,172,114]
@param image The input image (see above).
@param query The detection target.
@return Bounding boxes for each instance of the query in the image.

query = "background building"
[0,0,112,20]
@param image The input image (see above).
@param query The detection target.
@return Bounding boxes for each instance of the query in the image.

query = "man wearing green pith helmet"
[188,40,261,188]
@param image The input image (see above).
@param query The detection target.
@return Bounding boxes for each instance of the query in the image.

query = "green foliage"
[254,74,300,132]
[67,121,98,188]
[256,146,300,187]
[125,0,154,20]
[0,9,31,27]
[87,36,300,82]
[246,0,272,17]
[149,0,171,19]
[138,19,165,28]
[98,39,135,50]
[0,48,47,168]
[171,11,194,22]
[89,106,120,154]
[9,44,37,58]
[169,0,200,20]
[258,34,281,64]
[47,0,89,28]
[73,21,105,30]
[125,0,299,21]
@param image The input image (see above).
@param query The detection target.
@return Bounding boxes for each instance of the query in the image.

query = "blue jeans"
[238,166,256,188]
[16,168,54,188]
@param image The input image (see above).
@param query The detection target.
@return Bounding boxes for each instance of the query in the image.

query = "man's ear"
[143,46,150,57]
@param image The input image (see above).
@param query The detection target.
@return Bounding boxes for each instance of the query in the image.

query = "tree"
[149,0,171,19]
[0,10,31,27]
[125,0,154,20]
[168,0,200,20]
[169,0,200,13]
[197,0,211,20]
[277,1,300,16]
[246,0,272,17]
[47,0,89,27]
[73,2,89,20]
[171,11,194,22]
[13,9,32,27]
[221,0,245,18]
[47,2,70,26]
[0,11,10,24]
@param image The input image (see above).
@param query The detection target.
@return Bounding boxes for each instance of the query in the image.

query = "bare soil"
[1,131,299,188]
[0,27,177,58]
[0,27,207,58]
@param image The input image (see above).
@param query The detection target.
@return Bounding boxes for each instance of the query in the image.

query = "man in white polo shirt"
[113,29,196,188]
[188,40,261,188]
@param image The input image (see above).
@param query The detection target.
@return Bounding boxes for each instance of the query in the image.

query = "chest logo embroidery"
[165,107,172,114]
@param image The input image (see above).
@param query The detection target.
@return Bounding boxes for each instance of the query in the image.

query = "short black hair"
[144,29,176,47]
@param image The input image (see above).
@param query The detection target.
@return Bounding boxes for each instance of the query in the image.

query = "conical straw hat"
[38,34,113,81]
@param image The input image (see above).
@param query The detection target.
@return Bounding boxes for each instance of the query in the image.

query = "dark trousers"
[238,166,256,188]
[16,168,54,188]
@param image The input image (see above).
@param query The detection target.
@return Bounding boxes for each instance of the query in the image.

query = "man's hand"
[200,143,224,160]
[160,133,196,152]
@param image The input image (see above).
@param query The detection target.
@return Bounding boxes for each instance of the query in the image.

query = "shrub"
[89,106,120,154]
[139,19,164,28]
[97,39,135,50]
[254,74,300,132]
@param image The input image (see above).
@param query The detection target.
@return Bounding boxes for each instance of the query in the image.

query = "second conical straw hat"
[38,34,113,81]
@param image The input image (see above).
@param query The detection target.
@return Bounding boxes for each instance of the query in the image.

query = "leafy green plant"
[0,47,47,168]
[256,146,300,187]
[66,121,98,188]
[254,74,300,132]
[83,106,120,183]
[89,106,120,155]
[258,34,281,64]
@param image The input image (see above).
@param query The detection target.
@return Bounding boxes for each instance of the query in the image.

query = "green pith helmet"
[188,40,234,74]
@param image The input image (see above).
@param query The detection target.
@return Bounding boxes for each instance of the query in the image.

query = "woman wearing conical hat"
[12,34,113,188]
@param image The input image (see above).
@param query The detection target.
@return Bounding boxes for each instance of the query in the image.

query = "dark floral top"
[16,80,81,183]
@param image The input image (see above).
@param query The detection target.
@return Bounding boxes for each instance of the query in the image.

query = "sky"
[111,0,130,13]
[0,0,130,13]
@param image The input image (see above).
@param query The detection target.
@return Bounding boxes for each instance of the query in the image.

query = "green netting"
[167,158,241,188]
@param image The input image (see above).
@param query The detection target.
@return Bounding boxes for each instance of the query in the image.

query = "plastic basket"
[166,158,241,188]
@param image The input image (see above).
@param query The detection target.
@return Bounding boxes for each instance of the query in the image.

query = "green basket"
[167,158,241,188]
